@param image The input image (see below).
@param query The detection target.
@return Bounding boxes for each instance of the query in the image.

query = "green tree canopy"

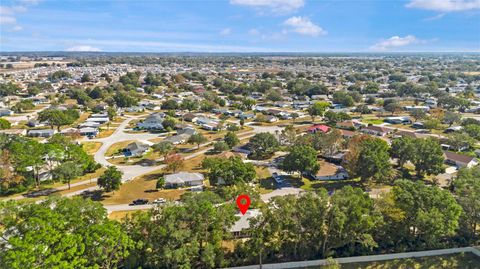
[0,197,133,269]
[248,132,279,160]
[98,166,123,193]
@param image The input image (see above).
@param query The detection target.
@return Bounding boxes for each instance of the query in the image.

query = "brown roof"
[336,121,354,128]
[396,131,426,139]
[362,126,391,133]
[443,151,475,164]
[340,129,355,137]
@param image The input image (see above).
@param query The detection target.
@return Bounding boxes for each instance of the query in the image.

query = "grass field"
[98,175,186,205]
[96,128,115,138]
[332,253,480,269]
[105,140,134,156]
[82,141,103,155]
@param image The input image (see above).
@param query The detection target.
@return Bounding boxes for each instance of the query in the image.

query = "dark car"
[131,199,149,205]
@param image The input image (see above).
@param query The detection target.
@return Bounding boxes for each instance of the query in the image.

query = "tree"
[188,133,207,149]
[52,161,82,189]
[453,166,480,239]
[0,197,133,269]
[443,111,461,126]
[98,166,122,193]
[378,180,462,249]
[355,104,371,114]
[161,99,178,110]
[291,112,299,123]
[423,118,441,130]
[156,177,165,189]
[308,101,330,122]
[164,153,184,173]
[124,192,236,268]
[153,141,174,161]
[38,109,78,131]
[248,132,279,160]
[114,91,138,107]
[213,141,229,152]
[0,118,11,130]
[107,107,117,120]
[202,156,256,186]
[282,145,320,176]
[464,124,480,140]
[390,137,416,168]
[410,109,427,121]
[412,138,444,177]
[81,73,91,82]
[10,139,46,187]
[346,137,392,183]
[324,186,381,256]
[162,116,176,130]
[384,102,402,115]
[280,125,298,146]
[224,131,239,148]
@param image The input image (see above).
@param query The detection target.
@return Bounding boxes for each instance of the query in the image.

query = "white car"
[152,198,166,205]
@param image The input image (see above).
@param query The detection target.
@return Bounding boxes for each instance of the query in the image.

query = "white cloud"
[370,35,421,51]
[283,16,327,37]
[230,0,304,14]
[0,1,38,30]
[220,28,232,36]
[248,28,261,36]
[406,0,480,12]
[0,16,16,25]
[65,45,102,52]
[423,13,446,21]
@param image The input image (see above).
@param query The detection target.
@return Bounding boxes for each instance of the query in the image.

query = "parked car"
[415,129,431,134]
[152,198,166,204]
[131,199,149,205]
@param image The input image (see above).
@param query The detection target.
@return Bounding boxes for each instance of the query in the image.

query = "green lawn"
[311,253,480,269]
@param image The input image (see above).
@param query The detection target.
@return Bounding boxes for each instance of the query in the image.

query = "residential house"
[308,124,330,134]
[78,127,99,137]
[311,165,349,180]
[384,116,411,124]
[0,109,13,116]
[86,117,109,124]
[165,172,204,188]
[163,134,191,145]
[230,209,262,238]
[27,129,55,138]
[123,142,149,157]
[183,113,197,122]
[137,113,165,130]
[444,151,479,168]
[361,126,392,136]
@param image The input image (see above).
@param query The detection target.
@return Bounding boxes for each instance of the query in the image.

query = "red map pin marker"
[236,194,251,215]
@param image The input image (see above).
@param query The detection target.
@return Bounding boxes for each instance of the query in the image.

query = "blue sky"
[1,0,479,52]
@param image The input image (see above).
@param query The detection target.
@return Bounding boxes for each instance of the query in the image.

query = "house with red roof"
[308,124,331,134]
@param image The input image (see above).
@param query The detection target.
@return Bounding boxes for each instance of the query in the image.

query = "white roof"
[230,209,261,232]
[165,172,204,184]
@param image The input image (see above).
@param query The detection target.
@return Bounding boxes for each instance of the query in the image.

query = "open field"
[330,253,480,269]
[97,176,187,205]
[82,141,102,155]
[96,128,115,138]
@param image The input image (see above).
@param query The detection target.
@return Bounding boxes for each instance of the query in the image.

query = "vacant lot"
[82,141,102,155]
[98,174,186,205]
[336,253,480,269]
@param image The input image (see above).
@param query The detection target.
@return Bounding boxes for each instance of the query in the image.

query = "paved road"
[4,106,48,123]
[5,116,303,211]
[104,203,154,213]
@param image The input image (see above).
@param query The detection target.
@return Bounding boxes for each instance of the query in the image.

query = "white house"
[165,172,204,188]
